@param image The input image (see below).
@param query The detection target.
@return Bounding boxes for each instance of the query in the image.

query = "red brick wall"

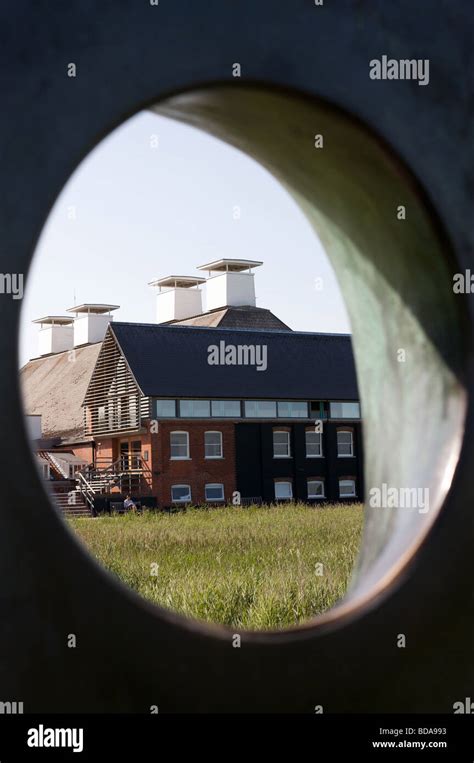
[80,424,236,506]
[95,438,115,466]
[148,421,236,507]
[69,443,94,464]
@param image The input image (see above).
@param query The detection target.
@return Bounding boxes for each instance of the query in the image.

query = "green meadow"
[69,502,364,630]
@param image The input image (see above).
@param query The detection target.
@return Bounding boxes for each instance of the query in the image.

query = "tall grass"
[69,502,363,630]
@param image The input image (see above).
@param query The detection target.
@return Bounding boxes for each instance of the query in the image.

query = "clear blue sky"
[20,110,350,366]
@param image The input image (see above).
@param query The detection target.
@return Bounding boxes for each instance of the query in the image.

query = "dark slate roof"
[171,305,292,331]
[111,323,359,400]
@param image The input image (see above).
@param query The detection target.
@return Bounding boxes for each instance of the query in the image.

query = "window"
[306,430,323,457]
[170,431,189,459]
[155,399,176,418]
[277,401,308,418]
[330,402,360,419]
[339,479,356,497]
[179,399,211,417]
[211,400,241,417]
[310,400,327,419]
[205,483,224,501]
[171,484,192,503]
[307,479,325,498]
[274,481,293,500]
[244,400,277,418]
[205,431,223,458]
[273,430,291,458]
[337,430,354,457]
[98,405,106,422]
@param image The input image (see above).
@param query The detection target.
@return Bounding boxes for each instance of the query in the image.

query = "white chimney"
[66,304,119,347]
[33,316,74,356]
[197,259,263,311]
[149,276,205,324]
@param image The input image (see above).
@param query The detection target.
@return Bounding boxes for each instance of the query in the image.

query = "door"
[119,440,142,494]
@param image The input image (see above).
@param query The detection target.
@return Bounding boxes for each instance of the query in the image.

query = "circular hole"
[20,83,467,634]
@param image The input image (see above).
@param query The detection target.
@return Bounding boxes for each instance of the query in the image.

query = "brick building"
[21,259,363,514]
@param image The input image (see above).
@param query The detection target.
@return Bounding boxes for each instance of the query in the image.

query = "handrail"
[77,471,96,495]
[76,472,95,514]
[75,454,152,503]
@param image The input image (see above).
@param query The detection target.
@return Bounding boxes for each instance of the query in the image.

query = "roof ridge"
[111,321,352,339]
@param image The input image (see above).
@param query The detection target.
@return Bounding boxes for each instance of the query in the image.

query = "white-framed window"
[170,431,190,459]
[205,483,225,501]
[273,430,291,458]
[98,405,106,423]
[305,430,323,457]
[337,429,354,457]
[171,484,192,503]
[274,481,293,500]
[339,479,356,497]
[205,431,223,459]
[330,401,361,419]
[307,479,325,498]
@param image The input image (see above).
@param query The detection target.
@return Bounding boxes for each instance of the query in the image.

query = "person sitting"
[123,495,137,512]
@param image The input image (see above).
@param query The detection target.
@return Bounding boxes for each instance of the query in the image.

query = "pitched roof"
[170,305,292,331]
[20,343,101,441]
[110,322,359,400]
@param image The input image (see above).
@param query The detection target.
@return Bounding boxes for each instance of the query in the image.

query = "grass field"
[68,502,364,630]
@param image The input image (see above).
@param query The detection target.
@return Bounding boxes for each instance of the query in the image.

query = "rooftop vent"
[197,259,263,311]
[149,276,205,324]
[66,304,119,347]
[32,315,74,356]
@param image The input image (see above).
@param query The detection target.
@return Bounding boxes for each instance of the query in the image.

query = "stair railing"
[76,471,96,515]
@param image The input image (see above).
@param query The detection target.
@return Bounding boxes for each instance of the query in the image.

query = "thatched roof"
[20,343,101,441]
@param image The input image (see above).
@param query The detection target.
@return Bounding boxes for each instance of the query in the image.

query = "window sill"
[205,456,224,460]
[306,455,324,459]
[170,457,192,461]
[273,455,292,459]
[337,454,354,458]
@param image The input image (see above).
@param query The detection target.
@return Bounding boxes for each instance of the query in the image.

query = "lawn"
[68,502,364,630]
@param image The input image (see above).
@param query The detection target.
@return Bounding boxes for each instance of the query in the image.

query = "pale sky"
[20,110,350,366]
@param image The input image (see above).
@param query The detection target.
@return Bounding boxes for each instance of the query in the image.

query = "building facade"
[21,259,363,514]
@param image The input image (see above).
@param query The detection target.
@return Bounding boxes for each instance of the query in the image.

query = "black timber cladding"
[110,322,359,400]
[235,422,364,503]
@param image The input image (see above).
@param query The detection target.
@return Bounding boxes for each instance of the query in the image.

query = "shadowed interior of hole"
[152,84,467,603]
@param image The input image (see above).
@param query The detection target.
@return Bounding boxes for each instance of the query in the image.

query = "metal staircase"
[75,455,152,514]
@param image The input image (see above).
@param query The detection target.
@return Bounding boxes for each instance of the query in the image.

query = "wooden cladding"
[83,329,146,436]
